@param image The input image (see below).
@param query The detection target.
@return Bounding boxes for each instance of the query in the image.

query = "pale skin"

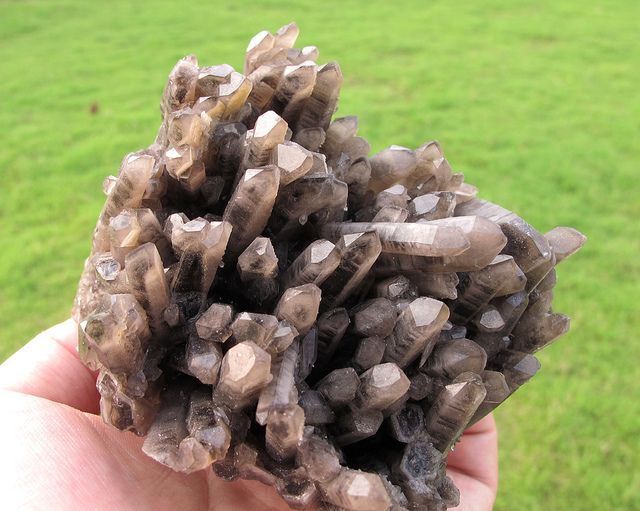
[0,320,498,511]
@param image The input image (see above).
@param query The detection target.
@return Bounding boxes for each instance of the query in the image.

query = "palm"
[0,321,497,511]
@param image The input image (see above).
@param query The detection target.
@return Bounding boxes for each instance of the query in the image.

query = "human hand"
[0,320,497,510]
[447,414,498,511]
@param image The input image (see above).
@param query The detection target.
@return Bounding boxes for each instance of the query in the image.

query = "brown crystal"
[74,22,586,511]
[214,341,272,409]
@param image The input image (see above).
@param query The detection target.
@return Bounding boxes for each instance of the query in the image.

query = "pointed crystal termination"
[185,335,223,385]
[322,116,359,162]
[161,55,198,116]
[124,242,170,337]
[268,61,317,123]
[450,254,526,324]
[355,363,410,413]
[222,165,279,258]
[511,311,570,353]
[237,237,280,305]
[470,370,511,425]
[491,350,541,392]
[265,404,305,462]
[166,107,206,147]
[237,237,279,282]
[108,210,142,265]
[142,384,191,471]
[427,216,507,271]
[321,469,392,511]
[320,221,469,258]
[195,303,234,342]
[375,215,507,274]
[280,239,341,290]
[374,275,418,302]
[293,126,326,152]
[96,369,158,435]
[409,191,457,221]
[169,216,232,296]
[269,320,299,355]
[320,232,382,310]
[316,367,360,408]
[297,434,342,484]
[383,297,450,369]
[368,145,418,193]
[295,61,343,132]
[144,382,232,473]
[424,372,487,452]
[272,141,314,186]
[79,294,151,374]
[73,252,128,324]
[544,226,587,264]
[214,341,272,410]
[194,63,234,97]
[455,199,553,275]
[92,153,157,252]
[372,206,408,223]
[242,111,288,169]
[421,339,488,381]
[274,283,322,335]
[230,312,279,350]
[356,184,409,222]
[410,272,459,300]
[164,145,206,193]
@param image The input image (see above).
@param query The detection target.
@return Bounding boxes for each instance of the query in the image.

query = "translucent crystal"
[237,237,279,281]
[223,165,279,257]
[215,341,272,409]
[74,23,586,510]
[281,239,341,290]
[424,372,487,452]
[322,469,392,511]
[195,303,234,342]
[383,297,450,368]
[355,363,410,412]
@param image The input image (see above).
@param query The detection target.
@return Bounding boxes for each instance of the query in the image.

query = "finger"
[447,467,496,511]
[0,390,210,511]
[0,320,100,413]
[446,414,499,509]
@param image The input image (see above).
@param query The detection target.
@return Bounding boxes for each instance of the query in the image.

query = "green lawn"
[1,1,638,509]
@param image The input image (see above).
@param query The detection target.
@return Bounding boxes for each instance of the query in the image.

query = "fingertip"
[0,320,100,413]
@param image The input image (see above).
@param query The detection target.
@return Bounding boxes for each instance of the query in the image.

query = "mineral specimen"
[74,22,586,511]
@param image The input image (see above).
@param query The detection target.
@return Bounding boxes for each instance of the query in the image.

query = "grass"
[0,0,638,509]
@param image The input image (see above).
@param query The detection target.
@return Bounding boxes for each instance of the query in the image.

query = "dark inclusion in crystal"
[73,22,586,511]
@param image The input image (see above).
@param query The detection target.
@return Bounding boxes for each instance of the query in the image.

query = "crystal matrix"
[74,22,586,511]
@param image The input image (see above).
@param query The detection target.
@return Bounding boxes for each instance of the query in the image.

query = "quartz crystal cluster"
[73,23,586,511]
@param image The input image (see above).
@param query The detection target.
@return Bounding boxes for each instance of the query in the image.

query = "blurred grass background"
[0,0,638,509]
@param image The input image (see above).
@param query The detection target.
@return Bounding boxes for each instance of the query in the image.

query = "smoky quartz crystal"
[74,22,586,510]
